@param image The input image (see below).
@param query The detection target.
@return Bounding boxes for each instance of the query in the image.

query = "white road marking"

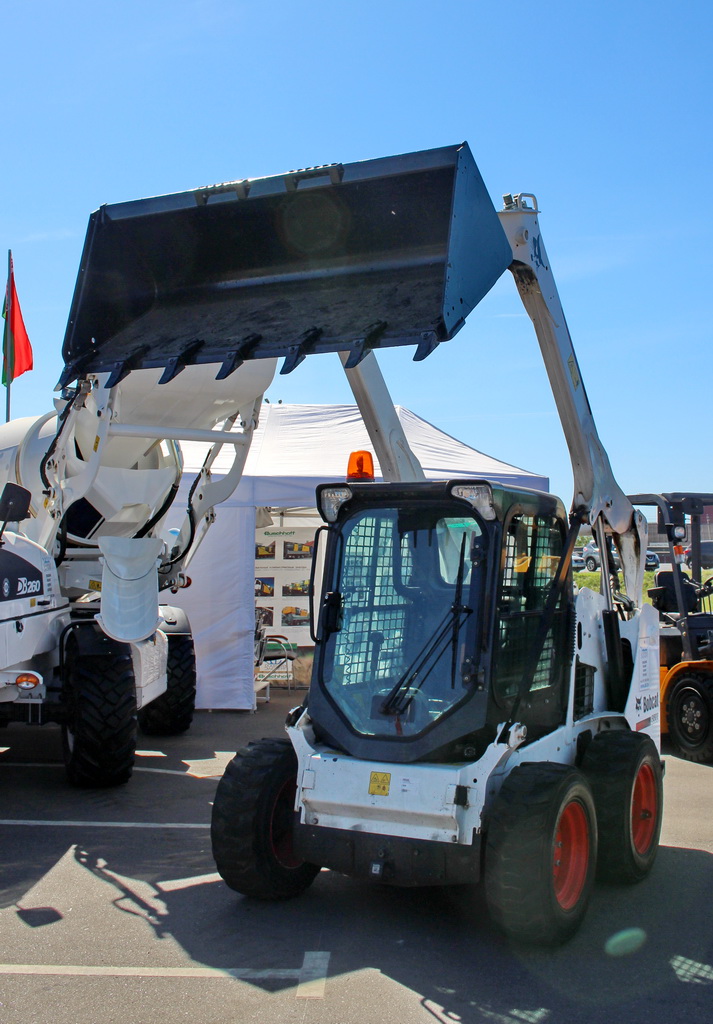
[182,752,236,778]
[0,964,297,978]
[157,872,222,892]
[296,951,331,998]
[0,762,65,768]
[0,951,331,997]
[0,762,218,777]
[0,819,209,829]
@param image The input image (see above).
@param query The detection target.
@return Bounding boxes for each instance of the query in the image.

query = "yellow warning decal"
[89,580,102,592]
[369,771,391,797]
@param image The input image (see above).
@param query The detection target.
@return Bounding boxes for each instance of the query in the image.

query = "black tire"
[582,730,663,882]
[211,737,320,900]
[485,763,597,946]
[585,557,597,572]
[138,634,196,736]
[666,672,713,763]
[62,648,137,787]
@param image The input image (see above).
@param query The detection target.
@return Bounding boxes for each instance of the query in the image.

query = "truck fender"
[61,619,132,662]
[159,605,192,636]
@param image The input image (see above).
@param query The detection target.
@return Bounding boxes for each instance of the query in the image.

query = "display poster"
[254,524,317,688]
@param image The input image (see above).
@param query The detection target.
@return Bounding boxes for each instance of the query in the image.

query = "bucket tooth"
[280,328,323,375]
[105,346,150,388]
[413,332,440,362]
[158,341,205,385]
[215,334,263,380]
[342,321,388,369]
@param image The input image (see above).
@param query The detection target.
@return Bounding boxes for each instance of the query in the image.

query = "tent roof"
[179,403,549,508]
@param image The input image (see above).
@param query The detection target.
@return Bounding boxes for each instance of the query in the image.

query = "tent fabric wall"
[165,504,258,710]
[165,404,549,710]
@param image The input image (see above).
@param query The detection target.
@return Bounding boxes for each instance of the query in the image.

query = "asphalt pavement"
[1,689,712,1024]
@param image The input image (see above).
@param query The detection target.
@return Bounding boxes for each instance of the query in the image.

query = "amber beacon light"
[346,451,375,481]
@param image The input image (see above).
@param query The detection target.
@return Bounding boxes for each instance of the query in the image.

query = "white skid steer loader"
[208,144,664,945]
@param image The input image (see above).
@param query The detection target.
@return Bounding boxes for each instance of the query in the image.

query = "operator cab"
[308,479,573,764]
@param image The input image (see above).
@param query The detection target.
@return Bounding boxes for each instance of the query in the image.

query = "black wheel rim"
[675,685,709,748]
[269,777,301,869]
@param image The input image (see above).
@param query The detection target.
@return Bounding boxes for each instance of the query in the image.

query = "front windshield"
[319,506,483,738]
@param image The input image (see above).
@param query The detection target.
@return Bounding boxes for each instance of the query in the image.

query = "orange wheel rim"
[553,800,590,910]
[631,762,657,855]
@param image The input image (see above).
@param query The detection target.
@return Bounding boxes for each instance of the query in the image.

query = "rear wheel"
[62,647,137,787]
[666,673,713,763]
[582,730,663,882]
[211,738,320,900]
[138,634,196,736]
[585,557,597,571]
[485,763,597,945]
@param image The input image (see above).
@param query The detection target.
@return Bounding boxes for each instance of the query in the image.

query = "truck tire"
[211,738,320,900]
[485,763,597,945]
[666,672,713,763]
[582,730,663,882]
[62,648,137,787]
[137,634,196,736]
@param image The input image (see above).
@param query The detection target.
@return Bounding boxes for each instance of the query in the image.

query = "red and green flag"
[2,252,33,386]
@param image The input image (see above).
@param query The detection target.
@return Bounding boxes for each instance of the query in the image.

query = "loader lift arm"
[498,193,647,605]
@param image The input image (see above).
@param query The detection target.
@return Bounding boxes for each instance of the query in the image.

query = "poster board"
[254,523,317,687]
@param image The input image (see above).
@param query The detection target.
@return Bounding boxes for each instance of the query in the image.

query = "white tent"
[165,404,548,710]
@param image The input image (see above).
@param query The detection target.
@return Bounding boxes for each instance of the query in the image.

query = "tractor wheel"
[138,634,196,736]
[485,763,597,946]
[585,557,597,572]
[582,730,663,882]
[62,647,137,787]
[666,673,713,763]
[211,738,320,900]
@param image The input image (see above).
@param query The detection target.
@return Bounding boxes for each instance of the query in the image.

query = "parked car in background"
[685,540,713,569]
[582,542,658,572]
[645,550,660,571]
[572,549,585,571]
[582,541,620,571]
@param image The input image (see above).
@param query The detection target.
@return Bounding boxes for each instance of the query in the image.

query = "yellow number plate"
[369,771,391,797]
[88,579,102,592]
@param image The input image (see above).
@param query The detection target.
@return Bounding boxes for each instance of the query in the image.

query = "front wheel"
[666,673,713,763]
[62,647,137,787]
[582,730,663,882]
[485,763,597,946]
[585,557,597,572]
[211,738,320,900]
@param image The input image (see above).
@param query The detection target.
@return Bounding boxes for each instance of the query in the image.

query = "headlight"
[450,483,496,520]
[319,487,352,523]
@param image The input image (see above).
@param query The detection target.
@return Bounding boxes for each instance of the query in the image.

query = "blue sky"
[3,1,711,507]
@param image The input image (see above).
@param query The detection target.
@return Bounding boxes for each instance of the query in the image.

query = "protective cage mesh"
[495,514,567,698]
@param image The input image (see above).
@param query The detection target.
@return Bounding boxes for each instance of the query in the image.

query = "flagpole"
[5,250,11,424]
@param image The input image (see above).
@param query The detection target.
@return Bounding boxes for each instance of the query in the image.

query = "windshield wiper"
[380,536,472,718]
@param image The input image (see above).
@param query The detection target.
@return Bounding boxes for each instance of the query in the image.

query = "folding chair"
[259,635,298,691]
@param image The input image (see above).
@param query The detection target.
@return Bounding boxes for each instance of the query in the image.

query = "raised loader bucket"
[60,143,512,387]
